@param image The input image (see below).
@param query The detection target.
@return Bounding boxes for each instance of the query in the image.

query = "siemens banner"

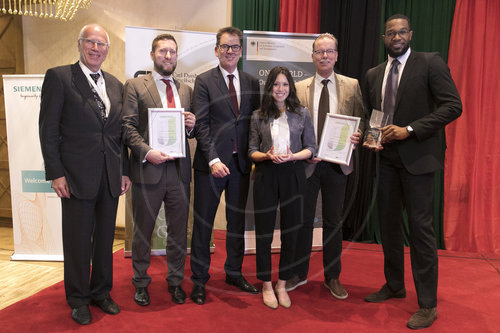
[3,75,63,261]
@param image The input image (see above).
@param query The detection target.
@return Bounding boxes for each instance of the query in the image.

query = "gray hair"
[78,24,110,46]
[312,33,338,51]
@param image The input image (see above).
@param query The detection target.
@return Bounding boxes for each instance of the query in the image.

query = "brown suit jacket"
[122,73,193,184]
[296,73,365,176]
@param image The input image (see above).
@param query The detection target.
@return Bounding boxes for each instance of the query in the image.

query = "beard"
[386,43,410,58]
[154,62,176,77]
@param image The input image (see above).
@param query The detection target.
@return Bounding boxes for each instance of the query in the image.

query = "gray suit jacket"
[121,73,193,184]
[39,62,127,199]
[296,73,365,176]
[248,106,316,159]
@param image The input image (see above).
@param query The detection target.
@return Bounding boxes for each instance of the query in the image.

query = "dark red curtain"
[445,0,500,253]
[279,0,320,33]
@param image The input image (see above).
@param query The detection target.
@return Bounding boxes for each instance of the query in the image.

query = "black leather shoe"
[134,287,150,306]
[168,285,186,304]
[90,297,120,315]
[225,276,259,294]
[71,305,92,325]
[365,284,406,303]
[190,284,205,305]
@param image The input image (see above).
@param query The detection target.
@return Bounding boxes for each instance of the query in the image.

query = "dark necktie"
[317,79,330,143]
[383,59,400,125]
[161,79,176,108]
[228,74,239,152]
[228,74,239,116]
[89,73,107,121]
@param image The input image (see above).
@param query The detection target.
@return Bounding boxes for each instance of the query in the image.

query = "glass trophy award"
[363,109,386,149]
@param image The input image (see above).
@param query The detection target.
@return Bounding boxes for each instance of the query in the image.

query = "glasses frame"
[383,29,411,39]
[313,49,337,56]
[79,38,109,49]
[218,44,242,52]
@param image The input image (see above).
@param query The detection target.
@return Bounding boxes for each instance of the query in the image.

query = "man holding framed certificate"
[288,33,365,299]
[122,34,196,306]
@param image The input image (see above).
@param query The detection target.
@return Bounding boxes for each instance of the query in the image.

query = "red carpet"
[2,230,499,332]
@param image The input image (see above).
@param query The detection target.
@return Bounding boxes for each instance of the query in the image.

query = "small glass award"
[363,109,386,149]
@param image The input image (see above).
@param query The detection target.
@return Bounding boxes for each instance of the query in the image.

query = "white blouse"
[270,111,290,155]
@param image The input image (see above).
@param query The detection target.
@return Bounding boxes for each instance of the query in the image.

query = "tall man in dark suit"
[39,24,131,325]
[288,33,365,299]
[363,15,462,329]
[190,26,261,305]
[122,34,196,306]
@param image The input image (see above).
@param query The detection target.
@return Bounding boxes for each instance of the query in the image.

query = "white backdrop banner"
[125,26,218,85]
[241,31,323,253]
[3,75,63,261]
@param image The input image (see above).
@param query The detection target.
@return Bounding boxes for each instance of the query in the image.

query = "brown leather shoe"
[365,284,406,302]
[285,275,307,292]
[407,308,438,329]
[324,279,348,300]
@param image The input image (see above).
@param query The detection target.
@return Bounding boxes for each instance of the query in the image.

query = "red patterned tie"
[161,79,176,108]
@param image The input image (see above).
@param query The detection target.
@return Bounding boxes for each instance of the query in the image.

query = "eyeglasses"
[218,44,241,52]
[313,49,337,56]
[384,29,410,39]
[80,38,109,49]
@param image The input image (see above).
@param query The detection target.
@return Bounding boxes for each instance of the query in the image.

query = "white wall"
[22,0,232,227]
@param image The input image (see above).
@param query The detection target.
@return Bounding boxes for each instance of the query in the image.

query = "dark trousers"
[378,150,438,308]
[61,166,118,308]
[293,161,347,280]
[191,154,250,285]
[253,161,305,281]
[131,162,189,288]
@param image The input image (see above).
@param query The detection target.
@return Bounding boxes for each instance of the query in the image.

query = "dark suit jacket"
[121,74,193,184]
[363,51,462,175]
[39,62,127,199]
[192,67,260,174]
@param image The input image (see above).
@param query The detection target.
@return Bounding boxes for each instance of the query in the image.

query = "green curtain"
[367,0,456,249]
[378,0,456,63]
[232,0,280,32]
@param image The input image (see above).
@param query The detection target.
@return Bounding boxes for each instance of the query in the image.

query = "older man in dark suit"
[122,34,195,307]
[363,14,462,329]
[39,24,131,325]
[190,26,261,304]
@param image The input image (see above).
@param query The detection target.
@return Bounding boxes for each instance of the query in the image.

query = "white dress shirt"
[79,61,110,117]
[381,47,411,107]
[312,72,338,138]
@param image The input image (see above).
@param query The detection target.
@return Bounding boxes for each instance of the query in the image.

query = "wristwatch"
[406,125,415,137]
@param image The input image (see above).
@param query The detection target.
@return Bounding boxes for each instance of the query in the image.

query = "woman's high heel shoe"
[262,289,278,309]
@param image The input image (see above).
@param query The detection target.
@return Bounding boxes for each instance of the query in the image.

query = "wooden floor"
[0,226,125,310]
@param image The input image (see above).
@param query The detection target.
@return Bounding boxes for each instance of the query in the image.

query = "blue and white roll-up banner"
[3,75,64,261]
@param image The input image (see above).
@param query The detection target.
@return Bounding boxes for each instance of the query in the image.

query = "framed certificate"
[317,114,360,166]
[148,108,185,158]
